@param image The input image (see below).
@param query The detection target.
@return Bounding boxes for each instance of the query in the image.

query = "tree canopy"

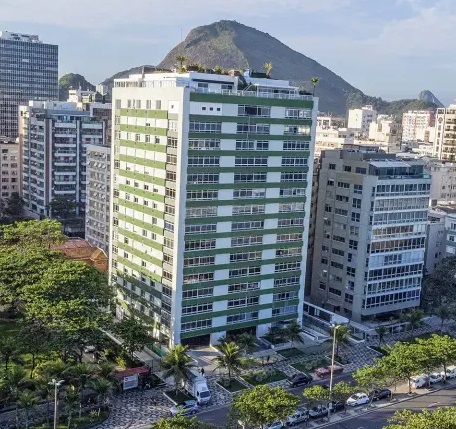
[115,314,151,358]
[232,385,299,428]
[152,416,216,429]
[422,256,456,310]
[386,407,456,429]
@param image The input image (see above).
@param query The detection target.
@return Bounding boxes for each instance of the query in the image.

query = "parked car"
[330,401,345,413]
[327,365,344,375]
[314,367,330,378]
[169,400,198,416]
[441,365,456,380]
[309,405,328,418]
[410,374,429,389]
[369,389,392,401]
[288,373,312,387]
[346,393,369,407]
[264,422,284,429]
[285,409,309,426]
[429,372,443,384]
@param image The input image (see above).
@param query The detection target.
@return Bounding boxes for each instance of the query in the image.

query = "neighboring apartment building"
[433,103,456,160]
[0,137,21,202]
[425,160,456,206]
[347,105,377,137]
[317,115,345,129]
[85,143,111,252]
[425,207,448,274]
[402,110,435,143]
[110,70,317,346]
[368,116,402,152]
[309,149,430,322]
[0,31,58,138]
[444,209,456,257]
[19,101,107,233]
[315,127,355,158]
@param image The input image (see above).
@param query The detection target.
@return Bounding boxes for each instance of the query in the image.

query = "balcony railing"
[193,87,313,101]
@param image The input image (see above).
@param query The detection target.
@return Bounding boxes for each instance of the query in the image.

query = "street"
[198,381,456,429]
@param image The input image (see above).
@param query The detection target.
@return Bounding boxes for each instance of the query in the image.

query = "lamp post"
[49,379,65,429]
[327,324,339,422]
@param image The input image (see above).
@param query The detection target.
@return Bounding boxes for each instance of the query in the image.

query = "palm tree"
[0,336,19,370]
[89,378,114,416]
[63,386,80,429]
[17,390,39,429]
[97,362,115,381]
[332,325,351,357]
[263,62,273,77]
[161,344,196,395]
[235,333,256,354]
[176,55,187,72]
[286,320,304,347]
[375,326,387,347]
[212,342,244,386]
[436,305,453,334]
[310,77,319,96]
[34,377,54,428]
[403,309,425,339]
[214,65,223,74]
[3,366,28,427]
[64,363,97,417]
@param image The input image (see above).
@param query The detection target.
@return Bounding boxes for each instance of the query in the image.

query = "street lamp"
[49,379,65,429]
[327,324,340,422]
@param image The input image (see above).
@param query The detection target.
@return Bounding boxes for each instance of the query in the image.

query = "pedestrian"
[261,356,265,366]
[266,355,270,364]
[201,367,205,377]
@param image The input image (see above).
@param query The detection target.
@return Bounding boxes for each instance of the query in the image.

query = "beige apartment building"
[0,137,21,203]
[309,148,430,322]
[433,103,456,160]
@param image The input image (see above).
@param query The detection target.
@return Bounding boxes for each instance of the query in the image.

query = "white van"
[410,374,429,389]
[441,365,456,380]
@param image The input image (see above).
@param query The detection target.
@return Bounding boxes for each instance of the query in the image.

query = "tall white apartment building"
[402,110,435,143]
[314,128,355,158]
[310,149,430,322]
[347,105,377,137]
[110,71,318,346]
[425,160,456,206]
[0,137,21,203]
[433,103,456,160]
[19,101,107,229]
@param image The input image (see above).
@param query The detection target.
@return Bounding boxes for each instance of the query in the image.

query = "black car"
[330,401,345,413]
[309,405,328,419]
[369,389,392,401]
[289,373,313,387]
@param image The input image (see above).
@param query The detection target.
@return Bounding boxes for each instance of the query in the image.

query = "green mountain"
[157,20,436,116]
[58,73,95,101]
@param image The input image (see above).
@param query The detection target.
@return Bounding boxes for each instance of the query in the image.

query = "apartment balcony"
[54,179,77,185]
[54,161,77,167]
[54,189,75,195]
[192,87,313,101]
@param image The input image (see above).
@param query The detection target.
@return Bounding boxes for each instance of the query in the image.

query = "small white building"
[347,105,377,137]
[402,110,435,143]
[0,137,21,203]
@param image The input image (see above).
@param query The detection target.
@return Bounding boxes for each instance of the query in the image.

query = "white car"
[286,410,309,426]
[441,365,456,380]
[410,374,429,389]
[429,372,443,384]
[264,422,284,429]
[346,392,369,407]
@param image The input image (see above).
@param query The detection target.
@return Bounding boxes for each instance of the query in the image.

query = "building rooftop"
[0,31,41,43]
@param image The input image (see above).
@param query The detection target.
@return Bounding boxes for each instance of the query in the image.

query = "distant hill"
[418,90,444,108]
[67,20,440,116]
[59,73,95,101]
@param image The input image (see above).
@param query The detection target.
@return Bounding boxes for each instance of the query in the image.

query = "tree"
[435,305,454,334]
[332,325,351,356]
[21,259,113,362]
[386,406,456,429]
[234,332,256,353]
[20,323,52,378]
[176,55,187,72]
[65,363,97,417]
[115,314,151,359]
[421,256,456,310]
[3,366,28,403]
[89,378,114,416]
[233,385,299,429]
[381,342,421,394]
[311,77,319,96]
[286,320,304,347]
[375,325,387,347]
[416,334,456,384]
[48,195,77,221]
[403,309,424,338]
[212,342,244,386]
[214,66,223,74]
[5,192,24,218]
[63,385,80,429]
[332,382,356,411]
[152,415,216,429]
[353,363,390,401]
[161,344,196,394]
[263,62,273,77]
[0,336,19,370]
[303,385,329,407]
[0,218,64,249]
[17,390,39,429]
[97,362,116,381]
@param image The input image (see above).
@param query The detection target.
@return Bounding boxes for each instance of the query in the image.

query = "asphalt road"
[198,379,456,429]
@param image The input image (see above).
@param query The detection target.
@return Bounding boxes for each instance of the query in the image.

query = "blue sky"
[0,0,454,104]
